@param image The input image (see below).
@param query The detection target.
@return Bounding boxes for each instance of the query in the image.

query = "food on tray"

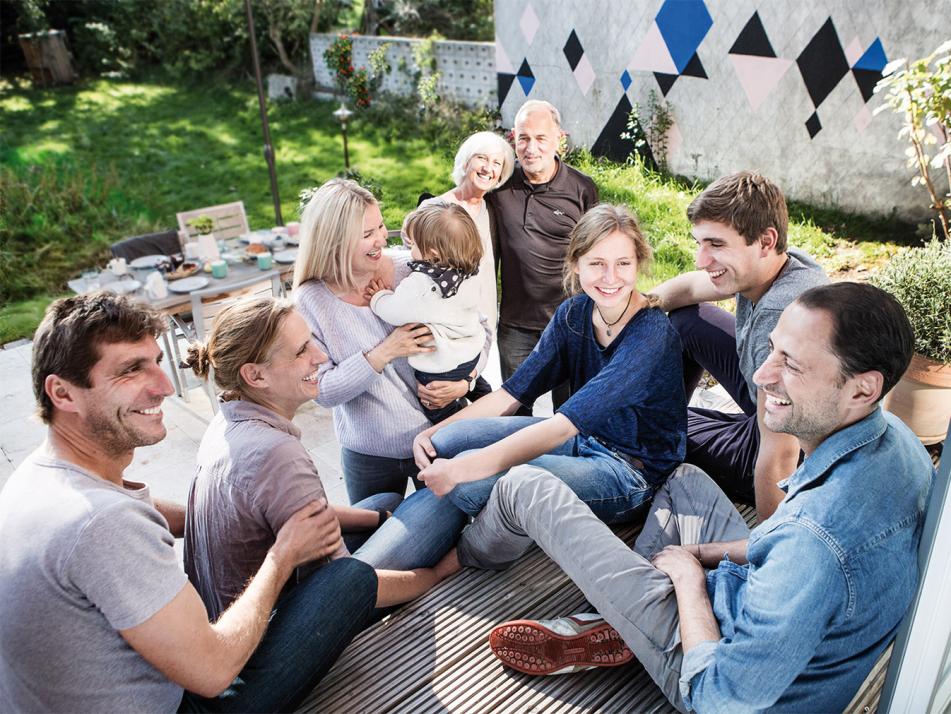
[166,261,201,280]
[246,243,270,255]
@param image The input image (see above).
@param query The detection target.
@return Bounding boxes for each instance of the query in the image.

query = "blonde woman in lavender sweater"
[293,179,483,566]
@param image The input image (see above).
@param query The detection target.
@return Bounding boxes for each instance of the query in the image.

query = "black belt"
[593,437,645,472]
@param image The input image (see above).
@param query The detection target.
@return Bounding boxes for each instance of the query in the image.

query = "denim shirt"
[681,409,933,713]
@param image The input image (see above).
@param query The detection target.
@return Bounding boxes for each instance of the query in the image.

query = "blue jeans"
[431,417,656,523]
[340,447,422,503]
[179,558,377,713]
[351,487,467,570]
[414,354,480,423]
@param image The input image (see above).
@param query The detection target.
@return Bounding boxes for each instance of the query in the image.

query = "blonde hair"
[404,202,483,274]
[451,131,516,190]
[293,178,378,292]
[183,296,295,401]
[562,204,659,308]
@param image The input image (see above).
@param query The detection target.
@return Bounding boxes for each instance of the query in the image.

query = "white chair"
[176,201,250,242]
[171,270,284,415]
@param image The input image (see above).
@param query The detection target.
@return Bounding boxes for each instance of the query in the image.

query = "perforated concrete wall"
[493,1,948,220]
[310,34,496,108]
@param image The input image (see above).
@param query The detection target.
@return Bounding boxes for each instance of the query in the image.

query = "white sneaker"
[488,613,633,675]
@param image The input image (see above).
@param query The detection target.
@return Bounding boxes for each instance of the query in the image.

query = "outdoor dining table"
[67,231,298,401]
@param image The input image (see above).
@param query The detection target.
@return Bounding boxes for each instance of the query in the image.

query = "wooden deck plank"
[299,505,888,713]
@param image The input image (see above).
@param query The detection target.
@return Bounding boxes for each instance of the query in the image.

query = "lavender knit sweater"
[295,258,430,459]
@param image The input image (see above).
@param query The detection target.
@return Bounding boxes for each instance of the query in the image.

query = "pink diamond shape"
[520,3,540,46]
[573,55,596,96]
[854,103,872,133]
[496,42,515,73]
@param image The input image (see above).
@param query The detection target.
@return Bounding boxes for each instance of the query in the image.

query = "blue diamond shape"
[517,58,535,95]
[854,38,887,72]
[656,0,713,74]
[620,69,632,91]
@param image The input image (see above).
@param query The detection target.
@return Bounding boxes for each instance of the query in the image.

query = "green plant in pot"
[870,238,951,444]
[188,215,215,237]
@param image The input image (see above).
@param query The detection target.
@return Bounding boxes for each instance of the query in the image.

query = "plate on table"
[167,276,209,293]
[129,254,169,269]
[239,232,278,247]
[273,249,298,264]
[166,261,201,280]
[106,279,141,295]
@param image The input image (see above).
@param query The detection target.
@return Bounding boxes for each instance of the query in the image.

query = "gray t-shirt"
[0,448,187,713]
[735,248,828,402]
[184,400,339,622]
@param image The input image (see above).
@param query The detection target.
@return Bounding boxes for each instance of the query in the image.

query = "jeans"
[668,304,761,503]
[431,416,655,522]
[341,492,404,554]
[340,447,422,503]
[351,487,467,570]
[497,323,570,415]
[414,354,480,423]
[456,464,750,713]
[179,558,377,713]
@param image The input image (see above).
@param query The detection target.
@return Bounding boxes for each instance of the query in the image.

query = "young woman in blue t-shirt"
[412,203,687,523]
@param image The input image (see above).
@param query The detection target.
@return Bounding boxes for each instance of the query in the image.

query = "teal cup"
[257,252,273,270]
[211,260,228,279]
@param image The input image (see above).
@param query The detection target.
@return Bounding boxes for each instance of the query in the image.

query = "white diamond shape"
[573,55,596,96]
[520,3,540,46]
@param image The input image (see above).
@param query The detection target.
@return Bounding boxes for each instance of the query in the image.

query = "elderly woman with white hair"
[423,131,515,345]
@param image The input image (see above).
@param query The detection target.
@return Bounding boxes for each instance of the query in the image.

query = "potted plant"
[187,215,219,262]
[188,215,215,237]
[871,238,951,444]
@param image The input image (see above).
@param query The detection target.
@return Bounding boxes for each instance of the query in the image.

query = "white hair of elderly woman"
[451,131,516,189]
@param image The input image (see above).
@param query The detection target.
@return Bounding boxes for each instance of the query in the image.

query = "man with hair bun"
[489,99,599,412]
[650,171,828,519]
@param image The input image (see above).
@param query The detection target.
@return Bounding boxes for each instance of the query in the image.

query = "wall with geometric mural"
[493,0,949,219]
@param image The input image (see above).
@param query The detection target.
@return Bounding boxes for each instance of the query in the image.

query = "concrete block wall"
[310,34,496,108]
[493,0,949,220]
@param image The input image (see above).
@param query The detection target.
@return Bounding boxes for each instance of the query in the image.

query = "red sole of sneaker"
[488,619,633,675]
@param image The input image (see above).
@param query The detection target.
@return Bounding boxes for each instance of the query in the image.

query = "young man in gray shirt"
[0,292,376,712]
[650,172,827,519]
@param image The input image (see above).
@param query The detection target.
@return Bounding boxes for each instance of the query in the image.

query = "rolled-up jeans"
[457,463,750,712]
[431,416,657,522]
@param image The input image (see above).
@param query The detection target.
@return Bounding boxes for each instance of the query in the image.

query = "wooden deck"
[299,505,887,713]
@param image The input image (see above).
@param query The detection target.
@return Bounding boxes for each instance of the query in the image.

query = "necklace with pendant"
[595,292,632,336]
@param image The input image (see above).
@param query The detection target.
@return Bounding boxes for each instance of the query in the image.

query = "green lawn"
[0,75,916,343]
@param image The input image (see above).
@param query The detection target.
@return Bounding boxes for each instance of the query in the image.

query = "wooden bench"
[298,504,888,712]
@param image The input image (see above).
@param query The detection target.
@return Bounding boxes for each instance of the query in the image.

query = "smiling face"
[691,220,770,298]
[254,311,328,417]
[463,151,506,193]
[573,230,640,313]
[515,109,561,183]
[351,202,388,276]
[75,336,175,455]
[753,302,852,454]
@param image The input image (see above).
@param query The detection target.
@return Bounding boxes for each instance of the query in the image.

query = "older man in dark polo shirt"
[488,99,598,411]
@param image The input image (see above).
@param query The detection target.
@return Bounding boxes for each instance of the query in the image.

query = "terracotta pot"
[883,353,951,445]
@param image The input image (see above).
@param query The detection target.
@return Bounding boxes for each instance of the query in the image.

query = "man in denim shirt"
[460,282,933,712]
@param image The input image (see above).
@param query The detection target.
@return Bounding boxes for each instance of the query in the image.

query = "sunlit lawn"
[0,75,915,342]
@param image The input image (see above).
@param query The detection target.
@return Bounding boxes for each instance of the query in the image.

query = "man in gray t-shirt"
[0,292,376,713]
[651,172,827,520]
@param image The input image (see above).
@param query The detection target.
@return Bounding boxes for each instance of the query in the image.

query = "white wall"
[492,0,949,220]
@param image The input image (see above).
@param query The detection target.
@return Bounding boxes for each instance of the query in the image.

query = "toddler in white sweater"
[367,202,484,422]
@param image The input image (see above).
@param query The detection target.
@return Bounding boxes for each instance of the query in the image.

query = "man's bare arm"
[689,539,749,568]
[648,271,733,312]
[120,500,346,697]
[153,498,185,538]
[754,390,800,520]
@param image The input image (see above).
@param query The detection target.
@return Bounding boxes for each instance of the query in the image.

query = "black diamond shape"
[497,73,516,107]
[517,58,534,79]
[729,12,776,58]
[852,68,881,103]
[805,111,822,138]
[797,18,849,108]
[681,53,707,79]
[591,94,649,165]
[563,29,584,72]
[654,73,679,96]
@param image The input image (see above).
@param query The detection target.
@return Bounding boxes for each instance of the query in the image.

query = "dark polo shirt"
[488,158,598,331]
